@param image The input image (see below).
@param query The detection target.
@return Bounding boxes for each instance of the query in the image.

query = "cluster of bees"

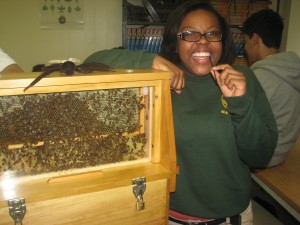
[0,88,148,176]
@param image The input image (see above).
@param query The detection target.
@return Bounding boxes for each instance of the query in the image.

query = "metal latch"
[8,198,26,225]
[132,177,146,211]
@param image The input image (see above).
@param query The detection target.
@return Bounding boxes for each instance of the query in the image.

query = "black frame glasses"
[177,31,222,42]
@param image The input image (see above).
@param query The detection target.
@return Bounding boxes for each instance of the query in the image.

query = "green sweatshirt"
[84,49,278,218]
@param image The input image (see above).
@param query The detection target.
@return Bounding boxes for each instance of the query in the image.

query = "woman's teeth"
[192,52,211,57]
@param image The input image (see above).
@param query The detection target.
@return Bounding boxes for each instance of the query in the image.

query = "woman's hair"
[160,0,236,65]
[243,9,283,49]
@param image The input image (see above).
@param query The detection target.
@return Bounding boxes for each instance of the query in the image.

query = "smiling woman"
[83,1,278,224]
[175,9,223,76]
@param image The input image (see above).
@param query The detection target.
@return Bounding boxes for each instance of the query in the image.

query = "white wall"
[0,0,122,72]
[286,0,300,55]
[268,0,290,52]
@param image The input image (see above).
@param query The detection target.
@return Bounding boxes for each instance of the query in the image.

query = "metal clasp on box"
[8,198,26,225]
[132,177,146,211]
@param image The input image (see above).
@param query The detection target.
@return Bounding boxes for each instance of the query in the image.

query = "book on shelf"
[126,27,163,53]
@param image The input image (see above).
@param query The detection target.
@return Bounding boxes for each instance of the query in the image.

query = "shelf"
[125,21,166,26]
[122,0,272,59]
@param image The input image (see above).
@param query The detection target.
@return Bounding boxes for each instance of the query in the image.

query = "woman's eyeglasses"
[177,31,222,42]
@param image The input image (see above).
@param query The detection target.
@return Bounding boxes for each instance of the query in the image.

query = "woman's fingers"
[212,64,247,97]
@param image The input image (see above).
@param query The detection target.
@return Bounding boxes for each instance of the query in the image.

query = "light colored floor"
[252,200,283,225]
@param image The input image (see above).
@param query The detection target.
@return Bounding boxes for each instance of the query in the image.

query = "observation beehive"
[0,69,177,225]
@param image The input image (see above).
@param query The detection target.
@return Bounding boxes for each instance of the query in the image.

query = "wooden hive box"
[0,69,177,225]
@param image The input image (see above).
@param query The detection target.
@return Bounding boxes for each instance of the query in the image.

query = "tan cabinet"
[0,69,177,225]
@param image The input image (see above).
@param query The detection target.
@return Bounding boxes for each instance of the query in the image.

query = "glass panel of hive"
[0,87,150,177]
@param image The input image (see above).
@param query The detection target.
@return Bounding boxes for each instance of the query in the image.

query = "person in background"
[84,1,278,224]
[243,9,300,167]
[0,48,23,73]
